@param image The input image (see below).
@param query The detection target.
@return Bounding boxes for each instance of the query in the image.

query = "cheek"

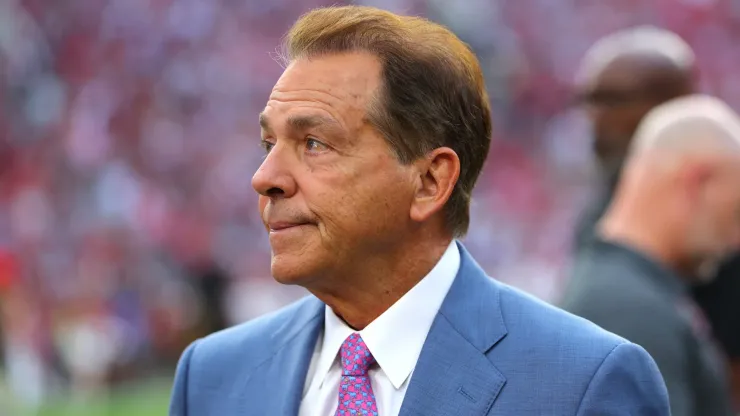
[608,109,641,134]
[352,170,412,225]
[258,196,268,216]
[308,160,411,234]
[708,195,740,247]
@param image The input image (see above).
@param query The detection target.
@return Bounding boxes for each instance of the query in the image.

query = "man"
[572,26,695,249]
[170,6,669,415]
[561,95,740,416]
[572,27,740,409]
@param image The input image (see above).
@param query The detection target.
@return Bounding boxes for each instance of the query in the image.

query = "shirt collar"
[315,240,461,390]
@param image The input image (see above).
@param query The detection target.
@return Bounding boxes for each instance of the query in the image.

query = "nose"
[251,144,297,199]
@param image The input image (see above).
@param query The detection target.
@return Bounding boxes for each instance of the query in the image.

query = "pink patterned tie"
[335,333,379,416]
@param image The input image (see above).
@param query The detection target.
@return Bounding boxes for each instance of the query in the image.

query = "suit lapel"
[400,243,508,416]
[237,297,325,415]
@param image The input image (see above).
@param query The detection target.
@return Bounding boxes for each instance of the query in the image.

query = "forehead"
[263,52,382,125]
[579,56,654,93]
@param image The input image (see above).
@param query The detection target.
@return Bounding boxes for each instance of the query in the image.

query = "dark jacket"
[562,239,734,416]
[573,183,740,359]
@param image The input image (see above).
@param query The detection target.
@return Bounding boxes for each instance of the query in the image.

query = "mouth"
[268,222,311,233]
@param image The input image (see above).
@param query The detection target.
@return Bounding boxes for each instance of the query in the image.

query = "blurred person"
[1,285,47,409]
[189,264,229,336]
[572,26,695,250]
[0,253,61,411]
[561,94,740,416]
[170,6,669,416]
[572,26,740,409]
[55,299,121,402]
[0,251,16,375]
[166,215,230,339]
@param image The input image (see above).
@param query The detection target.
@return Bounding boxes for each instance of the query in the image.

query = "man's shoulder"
[561,248,687,338]
[497,281,628,354]
[563,245,672,309]
[192,296,323,364]
[453,246,629,356]
[485,279,666,410]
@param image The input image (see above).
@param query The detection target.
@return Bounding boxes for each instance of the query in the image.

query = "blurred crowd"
[2,0,740,406]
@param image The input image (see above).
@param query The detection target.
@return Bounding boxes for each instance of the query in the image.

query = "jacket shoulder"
[190,296,323,368]
[498,282,628,356]
[489,282,664,411]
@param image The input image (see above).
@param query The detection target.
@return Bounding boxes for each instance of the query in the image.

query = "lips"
[268,222,309,232]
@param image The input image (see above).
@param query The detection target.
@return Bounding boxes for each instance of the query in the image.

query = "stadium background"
[1,0,739,414]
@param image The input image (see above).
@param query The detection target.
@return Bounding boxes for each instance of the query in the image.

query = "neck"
[597,159,694,277]
[310,236,453,330]
[598,205,679,273]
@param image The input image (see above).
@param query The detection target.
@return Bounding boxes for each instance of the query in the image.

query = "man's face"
[576,59,658,176]
[685,156,740,280]
[253,52,417,286]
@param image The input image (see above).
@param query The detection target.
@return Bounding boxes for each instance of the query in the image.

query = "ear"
[409,147,460,223]
[681,159,713,200]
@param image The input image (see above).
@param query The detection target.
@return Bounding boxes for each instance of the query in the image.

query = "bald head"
[603,94,740,281]
[575,26,697,176]
[631,94,740,155]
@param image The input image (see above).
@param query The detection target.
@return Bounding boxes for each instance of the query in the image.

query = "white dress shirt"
[298,241,461,416]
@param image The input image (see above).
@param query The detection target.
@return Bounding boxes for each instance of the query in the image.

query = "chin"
[267,226,325,285]
[269,252,323,286]
[596,157,621,177]
[694,258,721,284]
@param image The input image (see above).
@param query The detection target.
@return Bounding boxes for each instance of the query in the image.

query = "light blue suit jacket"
[170,243,669,415]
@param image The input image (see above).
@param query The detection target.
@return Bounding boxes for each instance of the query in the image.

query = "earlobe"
[409,147,460,223]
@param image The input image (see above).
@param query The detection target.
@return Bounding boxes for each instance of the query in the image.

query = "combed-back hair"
[282,6,492,237]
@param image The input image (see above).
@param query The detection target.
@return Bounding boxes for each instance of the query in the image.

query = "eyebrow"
[259,113,342,134]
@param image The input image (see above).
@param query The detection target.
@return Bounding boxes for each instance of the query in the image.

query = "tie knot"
[339,333,375,376]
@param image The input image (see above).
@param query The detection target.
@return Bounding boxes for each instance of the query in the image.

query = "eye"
[260,139,274,154]
[306,137,329,153]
